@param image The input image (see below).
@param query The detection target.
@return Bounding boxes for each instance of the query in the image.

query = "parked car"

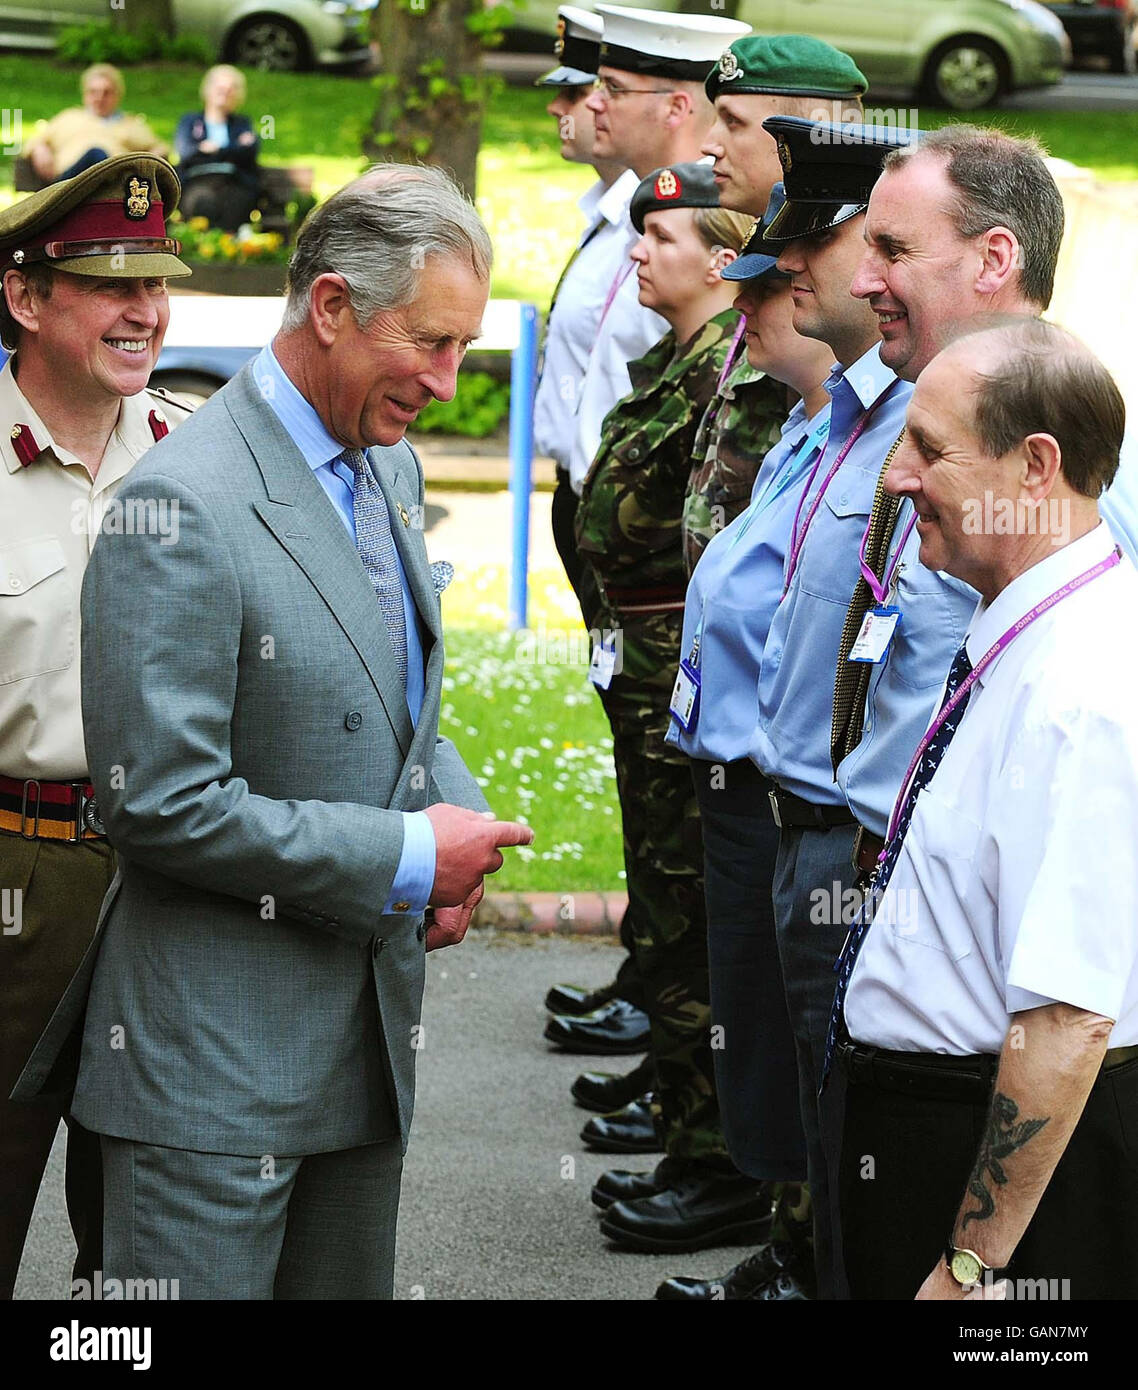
[1039,0,1136,72]
[499,0,1068,109]
[0,0,377,72]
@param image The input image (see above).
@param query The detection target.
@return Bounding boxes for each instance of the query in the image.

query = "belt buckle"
[74,782,105,841]
[768,788,782,829]
[20,778,41,839]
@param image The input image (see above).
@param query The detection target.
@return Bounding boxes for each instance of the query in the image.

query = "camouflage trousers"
[598,607,730,1167]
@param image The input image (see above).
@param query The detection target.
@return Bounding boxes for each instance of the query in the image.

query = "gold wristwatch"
[945,1242,1008,1288]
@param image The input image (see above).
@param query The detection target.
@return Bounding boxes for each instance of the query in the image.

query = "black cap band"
[599,42,716,81]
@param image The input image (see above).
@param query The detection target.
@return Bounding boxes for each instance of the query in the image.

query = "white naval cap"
[536,5,604,87]
[596,4,751,81]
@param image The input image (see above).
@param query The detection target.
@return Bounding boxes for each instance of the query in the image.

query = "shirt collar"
[0,354,152,482]
[965,521,1119,688]
[254,342,346,472]
[832,342,897,410]
[599,167,640,228]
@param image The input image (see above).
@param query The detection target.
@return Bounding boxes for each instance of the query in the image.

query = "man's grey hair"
[883,125,1064,310]
[280,163,492,333]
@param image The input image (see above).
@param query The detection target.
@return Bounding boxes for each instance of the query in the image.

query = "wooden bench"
[10,155,315,240]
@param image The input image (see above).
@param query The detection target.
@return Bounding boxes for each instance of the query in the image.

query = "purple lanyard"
[884,546,1123,846]
[858,510,918,605]
[783,389,890,596]
[599,261,635,326]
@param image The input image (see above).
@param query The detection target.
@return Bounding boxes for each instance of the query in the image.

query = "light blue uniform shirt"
[254,344,435,915]
[836,494,977,839]
[1101,430,1138,570]
[667,398,830,763]
[750,345,914,806]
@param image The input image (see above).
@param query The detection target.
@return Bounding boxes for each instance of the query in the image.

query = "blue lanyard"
[728,416,830,552]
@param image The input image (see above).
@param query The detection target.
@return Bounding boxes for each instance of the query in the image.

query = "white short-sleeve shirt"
[846,521,1138,1055]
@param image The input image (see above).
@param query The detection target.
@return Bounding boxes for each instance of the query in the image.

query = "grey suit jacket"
[13,362,487,1157]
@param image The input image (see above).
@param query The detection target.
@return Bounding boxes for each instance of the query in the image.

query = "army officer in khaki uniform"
[0,153,191,1298]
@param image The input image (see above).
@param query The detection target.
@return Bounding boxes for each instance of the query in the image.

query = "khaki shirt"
[0,358,190,780]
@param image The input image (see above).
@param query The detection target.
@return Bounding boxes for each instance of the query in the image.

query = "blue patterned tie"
[341,448,408,685]
[821,642,974,1084]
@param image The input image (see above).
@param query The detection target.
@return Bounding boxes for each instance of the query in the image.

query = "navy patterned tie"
[341,448,408,685]
[821,641,974,1084]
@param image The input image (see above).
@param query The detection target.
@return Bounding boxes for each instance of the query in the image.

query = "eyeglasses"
[592,78,675,100]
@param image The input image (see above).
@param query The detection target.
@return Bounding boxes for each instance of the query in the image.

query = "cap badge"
[11,424,22,439]
[554,16,565,56]
[125,177,151,220]
[777,137,792,173]
[655,168,680,200]
[11,249,23,265]
[718,50,742,82]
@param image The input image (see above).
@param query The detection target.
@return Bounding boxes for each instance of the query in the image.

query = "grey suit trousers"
[100,1135,403,1300]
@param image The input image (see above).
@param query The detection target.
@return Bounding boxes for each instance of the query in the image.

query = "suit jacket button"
[345,711,363,730]
[392,900,410,913]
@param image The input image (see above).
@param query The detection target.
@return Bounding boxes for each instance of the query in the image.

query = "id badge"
[589,634,618,690]
[848,605,902,664]
[669,660,701,731]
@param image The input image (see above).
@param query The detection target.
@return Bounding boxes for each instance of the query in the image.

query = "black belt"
[839,1038,1138,1105]
[768,784,856,831]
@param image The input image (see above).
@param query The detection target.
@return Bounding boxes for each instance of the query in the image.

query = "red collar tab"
[10,422,41,467]
[148,408,169,442]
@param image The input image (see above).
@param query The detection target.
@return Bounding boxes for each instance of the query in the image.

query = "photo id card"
[848,606,902,664]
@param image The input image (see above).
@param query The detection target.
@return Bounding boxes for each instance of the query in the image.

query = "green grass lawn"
[3,55,1136,303]
[438,560,625,894]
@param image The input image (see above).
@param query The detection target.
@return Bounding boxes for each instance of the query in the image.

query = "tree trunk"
[110,0,175,33]
[366,0,487,201]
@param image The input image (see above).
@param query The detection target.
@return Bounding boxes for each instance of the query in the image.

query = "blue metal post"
[508,302,539,631]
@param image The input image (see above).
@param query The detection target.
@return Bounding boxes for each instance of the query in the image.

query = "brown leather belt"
[602,583,687,615]
[767,784,856,831]
[852,824,886,875]
[0,774,105,842]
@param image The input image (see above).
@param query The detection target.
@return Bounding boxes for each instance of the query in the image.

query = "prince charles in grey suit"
[14,166,531,1299]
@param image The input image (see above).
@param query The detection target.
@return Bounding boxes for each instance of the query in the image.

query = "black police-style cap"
[759,114,919,245]
[721,182,789,281]
[537,5,603,87]
[630,161,721,234]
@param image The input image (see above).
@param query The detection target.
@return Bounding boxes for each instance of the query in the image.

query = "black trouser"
[839,1046,1138,1300]
[691,758,806,1181]
[551,467,587,611]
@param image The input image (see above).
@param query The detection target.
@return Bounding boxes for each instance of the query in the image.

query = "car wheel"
[226,16,311,72]
[149,371,224,409]
[923,37,1006,110]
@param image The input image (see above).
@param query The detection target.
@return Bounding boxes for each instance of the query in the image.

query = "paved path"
[14,932,751,1301]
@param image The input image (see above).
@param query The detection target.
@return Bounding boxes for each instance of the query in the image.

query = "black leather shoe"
[600,1171,773,1253]
[591,1157,683,1212]
[544,980,618,1015]
[543,998,650,1055]
[655,1242,799,1300]
[571,1056,655,1112]
[580,1094,661,1154]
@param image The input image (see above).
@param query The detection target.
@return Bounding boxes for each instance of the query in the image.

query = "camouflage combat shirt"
[682,346,789,575]
[575,307,739,608]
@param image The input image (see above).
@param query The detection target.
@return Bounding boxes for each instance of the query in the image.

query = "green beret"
[630,161,721,235]
[705,34,869,102]
[0,152,190,280]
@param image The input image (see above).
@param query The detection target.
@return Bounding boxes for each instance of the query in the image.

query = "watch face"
[951,1249,983,1287]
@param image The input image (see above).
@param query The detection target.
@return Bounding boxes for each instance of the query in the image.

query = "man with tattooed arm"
[832,318,1138,1300]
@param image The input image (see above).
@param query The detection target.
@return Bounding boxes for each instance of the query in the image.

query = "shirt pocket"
[887,789,982,961]
[0,536,74,685]
[796,486,873,605]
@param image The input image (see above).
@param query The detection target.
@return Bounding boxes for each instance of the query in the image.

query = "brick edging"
[471,890,627,935]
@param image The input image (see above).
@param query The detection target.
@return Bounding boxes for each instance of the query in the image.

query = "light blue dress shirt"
[667,398,830,763]
[750,345,915,806]
[254,344,435,915]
